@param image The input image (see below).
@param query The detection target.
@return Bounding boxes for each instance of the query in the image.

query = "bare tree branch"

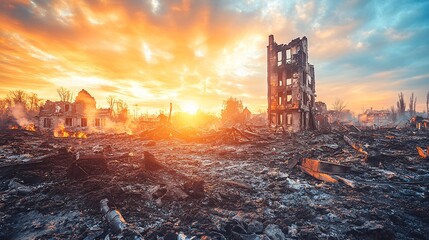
[333,98,347,112]
[57,87,74,102]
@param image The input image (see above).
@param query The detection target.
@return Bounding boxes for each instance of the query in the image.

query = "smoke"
[10,104,32,127]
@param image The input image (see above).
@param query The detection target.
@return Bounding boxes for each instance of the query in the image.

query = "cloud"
[0,0,428,114]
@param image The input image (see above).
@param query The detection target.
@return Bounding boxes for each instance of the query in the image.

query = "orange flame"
[23,124,36,131]
[54,124,87,138]
[8,124,36,131]
[54,124,68,138]
[72,132,88,138]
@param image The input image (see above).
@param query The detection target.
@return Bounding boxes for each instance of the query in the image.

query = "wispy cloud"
[0,0,428,114]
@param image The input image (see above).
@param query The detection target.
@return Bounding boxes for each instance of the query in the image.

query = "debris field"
[0,126,429,239]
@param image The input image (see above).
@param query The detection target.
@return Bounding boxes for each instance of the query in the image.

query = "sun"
[181,101,199,114]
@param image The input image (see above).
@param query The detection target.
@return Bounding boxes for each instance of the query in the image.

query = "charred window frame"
[43,118,51,128]
[286,49,291,63]
[278,114,283,124]
[286,113,292,125]
[65,118,72,126]
[277,51,282,66]
[303,71,307,86]
[286,90,292,103]
[81,118,87,127]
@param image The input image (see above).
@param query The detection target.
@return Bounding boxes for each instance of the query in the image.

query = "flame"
[54,124,87,138]
[8,123,36,131]
[54,124,68,137]
[73,132,88,138]
[23,124,36,131]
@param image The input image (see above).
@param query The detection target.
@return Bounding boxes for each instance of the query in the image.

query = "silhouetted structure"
[38,89,111,129]
[267,35,316,132]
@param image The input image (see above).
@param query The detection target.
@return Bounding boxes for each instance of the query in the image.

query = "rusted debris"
[416,146,427,159]
[300,158,352,184]
[100,198,126,233]
[344,135,368,155]
[301,158,351,174]
[299,165,338,183]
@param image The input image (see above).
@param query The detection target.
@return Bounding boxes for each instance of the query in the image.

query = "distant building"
[326,110,353,124]
[38,89,112,130]
[267,35,316,132]
[410,116,429,129]
[358,108,393,126]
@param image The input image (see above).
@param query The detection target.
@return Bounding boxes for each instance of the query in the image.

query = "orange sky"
[1,0,428,115]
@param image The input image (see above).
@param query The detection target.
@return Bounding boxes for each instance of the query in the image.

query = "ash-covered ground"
[0,127,428,240]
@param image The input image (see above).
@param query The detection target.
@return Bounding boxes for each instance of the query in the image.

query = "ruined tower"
[267,35,316,132]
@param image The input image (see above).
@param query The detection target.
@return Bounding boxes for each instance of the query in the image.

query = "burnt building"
[38,89,112,130]
[314,101,329,130]
[358,108,393,127]
[267,35,316,132]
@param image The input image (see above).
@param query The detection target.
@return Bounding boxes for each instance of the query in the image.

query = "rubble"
[0,127,429,239]
[67,152,108,178]
[100,198,127,233]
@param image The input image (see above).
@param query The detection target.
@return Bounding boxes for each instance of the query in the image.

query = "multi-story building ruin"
[38,89,112,130]
[267,35,316,132]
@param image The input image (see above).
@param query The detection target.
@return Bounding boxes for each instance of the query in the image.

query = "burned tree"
[397,92,406,118]
[106,96,128,122]
[0,99,7,116]
[409,92,417,117]
[57,87,74,102]
[7,90,28,108]
[114,99,128,122]
[333,99,347,112]
[27,93,43,113]
[106,95,116,110]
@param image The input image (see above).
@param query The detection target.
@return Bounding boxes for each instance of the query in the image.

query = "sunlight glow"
[181,101,199,114]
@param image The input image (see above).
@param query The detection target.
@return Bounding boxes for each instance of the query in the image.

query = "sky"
[0,0,429,115]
